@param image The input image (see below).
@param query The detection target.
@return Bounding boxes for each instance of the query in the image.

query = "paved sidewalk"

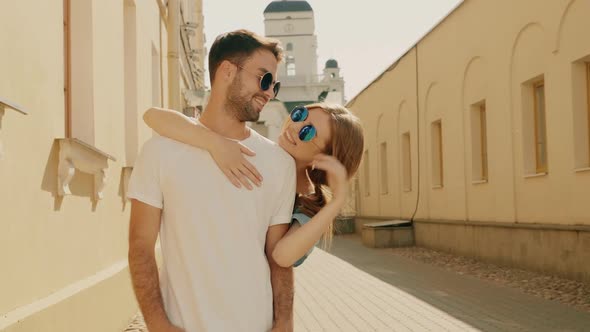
[126,234,590,331]
[293,244,477,331]
[311,234,590,332]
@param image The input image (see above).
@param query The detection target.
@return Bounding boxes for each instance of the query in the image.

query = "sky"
[202,0,463,102]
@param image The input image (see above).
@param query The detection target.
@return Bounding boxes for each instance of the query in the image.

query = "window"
[572,60,590,169]
[286,55,296,77]
[124,0,139,165]
[431,120,443,187]
[286,43,293,51]
[379,142,388,194]
[287,63,296,77]
[402,132,412,191]
[68,0,96,144]
[152,44,161,107]
[587,63,590,162]
[533,80,548,173]
[363,150,370,196]
[471,101,488,182]
[522,76,549,175]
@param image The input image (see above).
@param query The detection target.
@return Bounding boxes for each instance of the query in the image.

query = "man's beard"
[226,76,260,122]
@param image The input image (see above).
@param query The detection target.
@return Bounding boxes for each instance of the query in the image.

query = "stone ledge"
[56,138,116,201]
[362,220,414,248]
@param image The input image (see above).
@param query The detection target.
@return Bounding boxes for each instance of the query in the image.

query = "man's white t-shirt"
[127,126,296,332]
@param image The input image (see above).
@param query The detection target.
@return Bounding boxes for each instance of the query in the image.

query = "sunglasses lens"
[273,81,280,98]
[299,125,316,142]
[260,73,273,91]
[290,106,307,122]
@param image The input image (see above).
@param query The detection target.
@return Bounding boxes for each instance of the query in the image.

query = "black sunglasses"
[290,106,322,150]
[238,66,281,98]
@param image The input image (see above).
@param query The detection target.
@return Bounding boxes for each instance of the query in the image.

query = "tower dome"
[325,59,339,69]
[264,1,313,14]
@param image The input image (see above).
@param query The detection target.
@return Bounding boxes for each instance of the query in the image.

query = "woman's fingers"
[223,169,242,189]
[310,159,332,172]
[238,165,260,188]
[313,153,332,161]
[232,169,253,190]
[312,158,348,179]
[242,160,263,185]
[233,168,253,190]
[312,154,337,169]
[239,144,256,157]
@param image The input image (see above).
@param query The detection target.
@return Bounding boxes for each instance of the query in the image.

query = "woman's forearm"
[272,197,345,267]
[143,107,217,151]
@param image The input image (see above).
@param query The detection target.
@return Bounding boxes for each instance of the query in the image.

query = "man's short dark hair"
[208,29,284,83]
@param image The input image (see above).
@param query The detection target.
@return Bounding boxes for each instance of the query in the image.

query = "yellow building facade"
[348,0,590,283]
[0,0,205,331]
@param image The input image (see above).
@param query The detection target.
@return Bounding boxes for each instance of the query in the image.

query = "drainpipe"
[167,0,181,111]
[64,0,72,137]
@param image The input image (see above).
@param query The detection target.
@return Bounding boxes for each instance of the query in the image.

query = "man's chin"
[250,105,263,120]
[256,103,266,113]
[246,112,260,122]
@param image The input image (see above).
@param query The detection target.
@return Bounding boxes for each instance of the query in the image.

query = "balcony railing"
[280,74,327,86]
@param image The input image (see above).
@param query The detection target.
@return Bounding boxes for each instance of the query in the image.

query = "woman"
[143,103,364,267]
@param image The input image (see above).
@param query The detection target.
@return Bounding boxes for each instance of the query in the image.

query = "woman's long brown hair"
[296,103,364,248]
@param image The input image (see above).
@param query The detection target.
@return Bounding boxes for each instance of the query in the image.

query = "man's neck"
[200,100,250,141]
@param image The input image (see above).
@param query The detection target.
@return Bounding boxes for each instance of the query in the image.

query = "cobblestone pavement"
[123,313,145,332]
[390,246,590,314]
[124,234,590,331]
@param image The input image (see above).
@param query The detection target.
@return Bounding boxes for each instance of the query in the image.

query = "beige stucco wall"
[347,0,590,282]
[349,0,590,226]
[413,220,590,283]
[0,0,204,330]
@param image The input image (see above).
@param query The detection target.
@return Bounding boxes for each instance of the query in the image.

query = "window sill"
[1,98,29,159]
[472,179,488,185]
[56,138,116,201]
[574,167,590,173]
[403,189,412,193]
[0,97,29,115]
[432,185,443,189]
[523,172,547,179]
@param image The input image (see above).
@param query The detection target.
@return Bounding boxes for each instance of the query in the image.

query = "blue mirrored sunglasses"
[290,106,317,142]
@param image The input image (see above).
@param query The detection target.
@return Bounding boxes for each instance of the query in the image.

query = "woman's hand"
[208,135,263,190]
[311,154,348,202]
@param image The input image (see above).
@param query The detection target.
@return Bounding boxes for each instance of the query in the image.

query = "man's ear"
[218,60,237,82]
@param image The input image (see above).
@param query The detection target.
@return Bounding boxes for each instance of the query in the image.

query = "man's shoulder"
[141,135,192,153]
[249,131,294,168]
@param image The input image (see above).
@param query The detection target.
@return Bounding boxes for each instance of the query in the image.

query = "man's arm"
[266,223,294,332]
[128,199,183,332]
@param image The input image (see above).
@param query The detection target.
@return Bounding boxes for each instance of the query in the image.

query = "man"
[127,29,296,332]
